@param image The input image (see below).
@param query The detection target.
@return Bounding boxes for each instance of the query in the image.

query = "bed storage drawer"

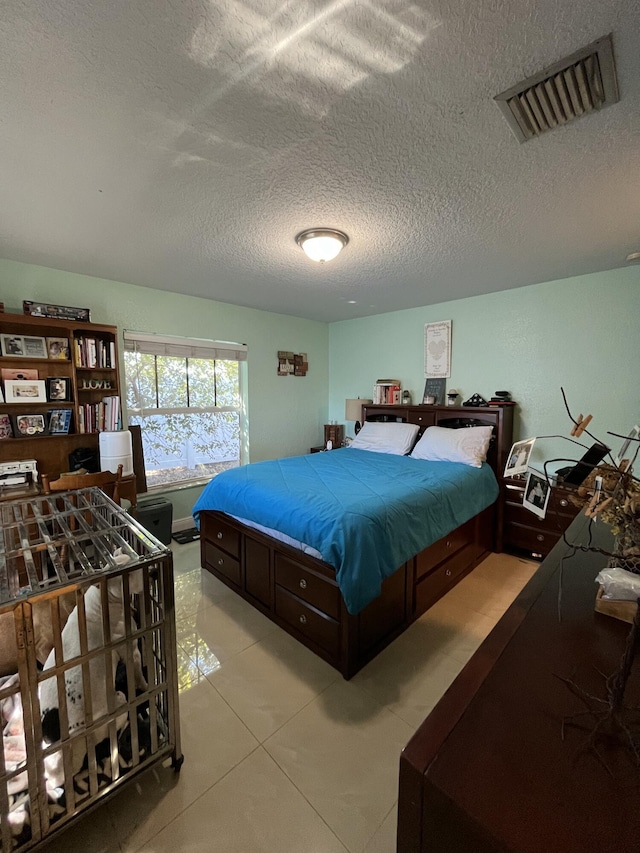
[275,554,340,619]
[275,586,340,655]
[414,542,476,613]
[503,522,557,557]
[204,542,241,586]
[203,514,240,559]
[415,519,474,581]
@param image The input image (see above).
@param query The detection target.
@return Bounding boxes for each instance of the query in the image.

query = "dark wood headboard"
[362,404,514,479]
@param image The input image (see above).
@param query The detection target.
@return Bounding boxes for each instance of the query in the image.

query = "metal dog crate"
[0,488,182,852]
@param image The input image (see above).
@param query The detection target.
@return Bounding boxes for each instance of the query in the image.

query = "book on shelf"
[74,336,115,369]
[373,379,402,405]
[77,395,121,433]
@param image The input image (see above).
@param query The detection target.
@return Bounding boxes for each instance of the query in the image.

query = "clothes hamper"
[136,498,173,546]
[0,487,182,852]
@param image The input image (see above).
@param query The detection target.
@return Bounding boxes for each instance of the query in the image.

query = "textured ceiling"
[1,0,639,323]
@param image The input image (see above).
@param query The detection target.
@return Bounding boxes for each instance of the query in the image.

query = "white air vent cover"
[494,35,619,143]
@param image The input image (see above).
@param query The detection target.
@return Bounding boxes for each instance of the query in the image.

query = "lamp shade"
[345,398,371,422]
[296,229,349,263]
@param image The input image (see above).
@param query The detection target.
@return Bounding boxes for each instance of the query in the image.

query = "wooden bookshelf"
[0,313,121,480]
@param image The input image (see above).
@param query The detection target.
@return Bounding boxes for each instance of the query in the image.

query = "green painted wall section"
[0,258,329,522]
[329,267,640,472]
[2,257,638,520]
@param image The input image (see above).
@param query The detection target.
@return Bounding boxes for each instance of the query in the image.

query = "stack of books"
[373,379,402,405]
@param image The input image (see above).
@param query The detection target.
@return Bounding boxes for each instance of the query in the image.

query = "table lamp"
[345,398,371,435]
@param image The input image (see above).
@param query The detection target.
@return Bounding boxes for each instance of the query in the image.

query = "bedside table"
[310,445,342,453]
[503,477,580,559]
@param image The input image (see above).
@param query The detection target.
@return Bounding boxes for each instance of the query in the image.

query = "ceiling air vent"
[494,34,619,143]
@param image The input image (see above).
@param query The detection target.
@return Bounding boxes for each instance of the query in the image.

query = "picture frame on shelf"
[1,367,39,381]
[12,413,47,437]
[422,378,446,405]
[0,414,13,440]
[48,408,73,435]
[522,470,551,519]
[0,334,26,357]
[46,337,70,360]
[22,336,48,358]
[4,379,48,403]
[46,376,72,402]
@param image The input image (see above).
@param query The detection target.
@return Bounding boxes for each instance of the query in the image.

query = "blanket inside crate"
[0,672,164,849]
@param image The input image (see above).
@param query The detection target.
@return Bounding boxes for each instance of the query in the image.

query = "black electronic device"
[68,447,100,473]
[560,442,609,487]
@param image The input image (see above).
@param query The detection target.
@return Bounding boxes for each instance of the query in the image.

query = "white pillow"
[410,425,493,467]
[350,421,420,456]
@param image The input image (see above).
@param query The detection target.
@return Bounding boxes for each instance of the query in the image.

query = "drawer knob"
[218,558,224,566]
[299,614,307,625]
[536,534,545,542]
[299,579,307,590]
[446,540,451,549]
[445,568,452,577]
[217,532,223,540]
[559,498,568,507]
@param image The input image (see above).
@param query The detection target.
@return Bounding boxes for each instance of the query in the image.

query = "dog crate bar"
[0,487,182,852]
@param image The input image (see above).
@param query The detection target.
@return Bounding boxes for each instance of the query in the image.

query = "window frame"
[123,331,247,490]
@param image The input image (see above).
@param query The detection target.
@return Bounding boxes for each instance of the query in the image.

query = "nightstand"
[310,445,342,453]
[503,476,580,559]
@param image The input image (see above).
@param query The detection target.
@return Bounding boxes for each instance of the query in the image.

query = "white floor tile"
[206,629,339,742]
[265,680,413,853]
[109,677,259,851]
[133,748,348,853]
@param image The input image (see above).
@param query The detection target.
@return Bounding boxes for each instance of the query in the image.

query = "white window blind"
[123,331,247,361]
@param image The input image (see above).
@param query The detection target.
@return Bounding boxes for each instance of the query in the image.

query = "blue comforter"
[193,448,498,615]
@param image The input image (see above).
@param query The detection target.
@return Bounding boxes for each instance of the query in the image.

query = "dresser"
[503,475,580,558]
[397,514,640,852]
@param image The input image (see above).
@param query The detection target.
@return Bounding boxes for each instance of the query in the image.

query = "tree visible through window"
[123,332,247,489]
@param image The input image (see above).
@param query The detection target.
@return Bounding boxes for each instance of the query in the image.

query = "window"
[123,331,247,489]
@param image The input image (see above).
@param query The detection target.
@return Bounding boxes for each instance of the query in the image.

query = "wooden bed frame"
[199,404,513,679]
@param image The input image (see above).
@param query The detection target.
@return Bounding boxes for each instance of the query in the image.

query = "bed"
[194,403,513,679]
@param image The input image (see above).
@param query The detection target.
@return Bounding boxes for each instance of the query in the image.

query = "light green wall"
[3,258,638,519]
[0,258,329,521]
[329,267,640,471]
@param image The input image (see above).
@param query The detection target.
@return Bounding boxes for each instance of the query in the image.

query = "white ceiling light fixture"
[296,229,349,263]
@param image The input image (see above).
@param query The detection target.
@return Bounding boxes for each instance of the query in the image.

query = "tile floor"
[45,543,538,853]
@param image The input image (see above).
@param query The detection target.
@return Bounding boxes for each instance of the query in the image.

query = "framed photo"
[616,425,640,466]
[4,379,48,403]
[424,320,452,378]
[12,413,47,437]
[0,334,26,357]
[48,408,73,435]
[522,470,551,519]
[1,368,39,381]
[23,300,91,322]
[22,336,48,358]
[46,337,70,360]
[46,376,72,402]
[504,437,536,477]
[0,414,13,440]
[422,378,446,405]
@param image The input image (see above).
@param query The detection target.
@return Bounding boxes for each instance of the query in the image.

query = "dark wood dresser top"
[398,514,640,853]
